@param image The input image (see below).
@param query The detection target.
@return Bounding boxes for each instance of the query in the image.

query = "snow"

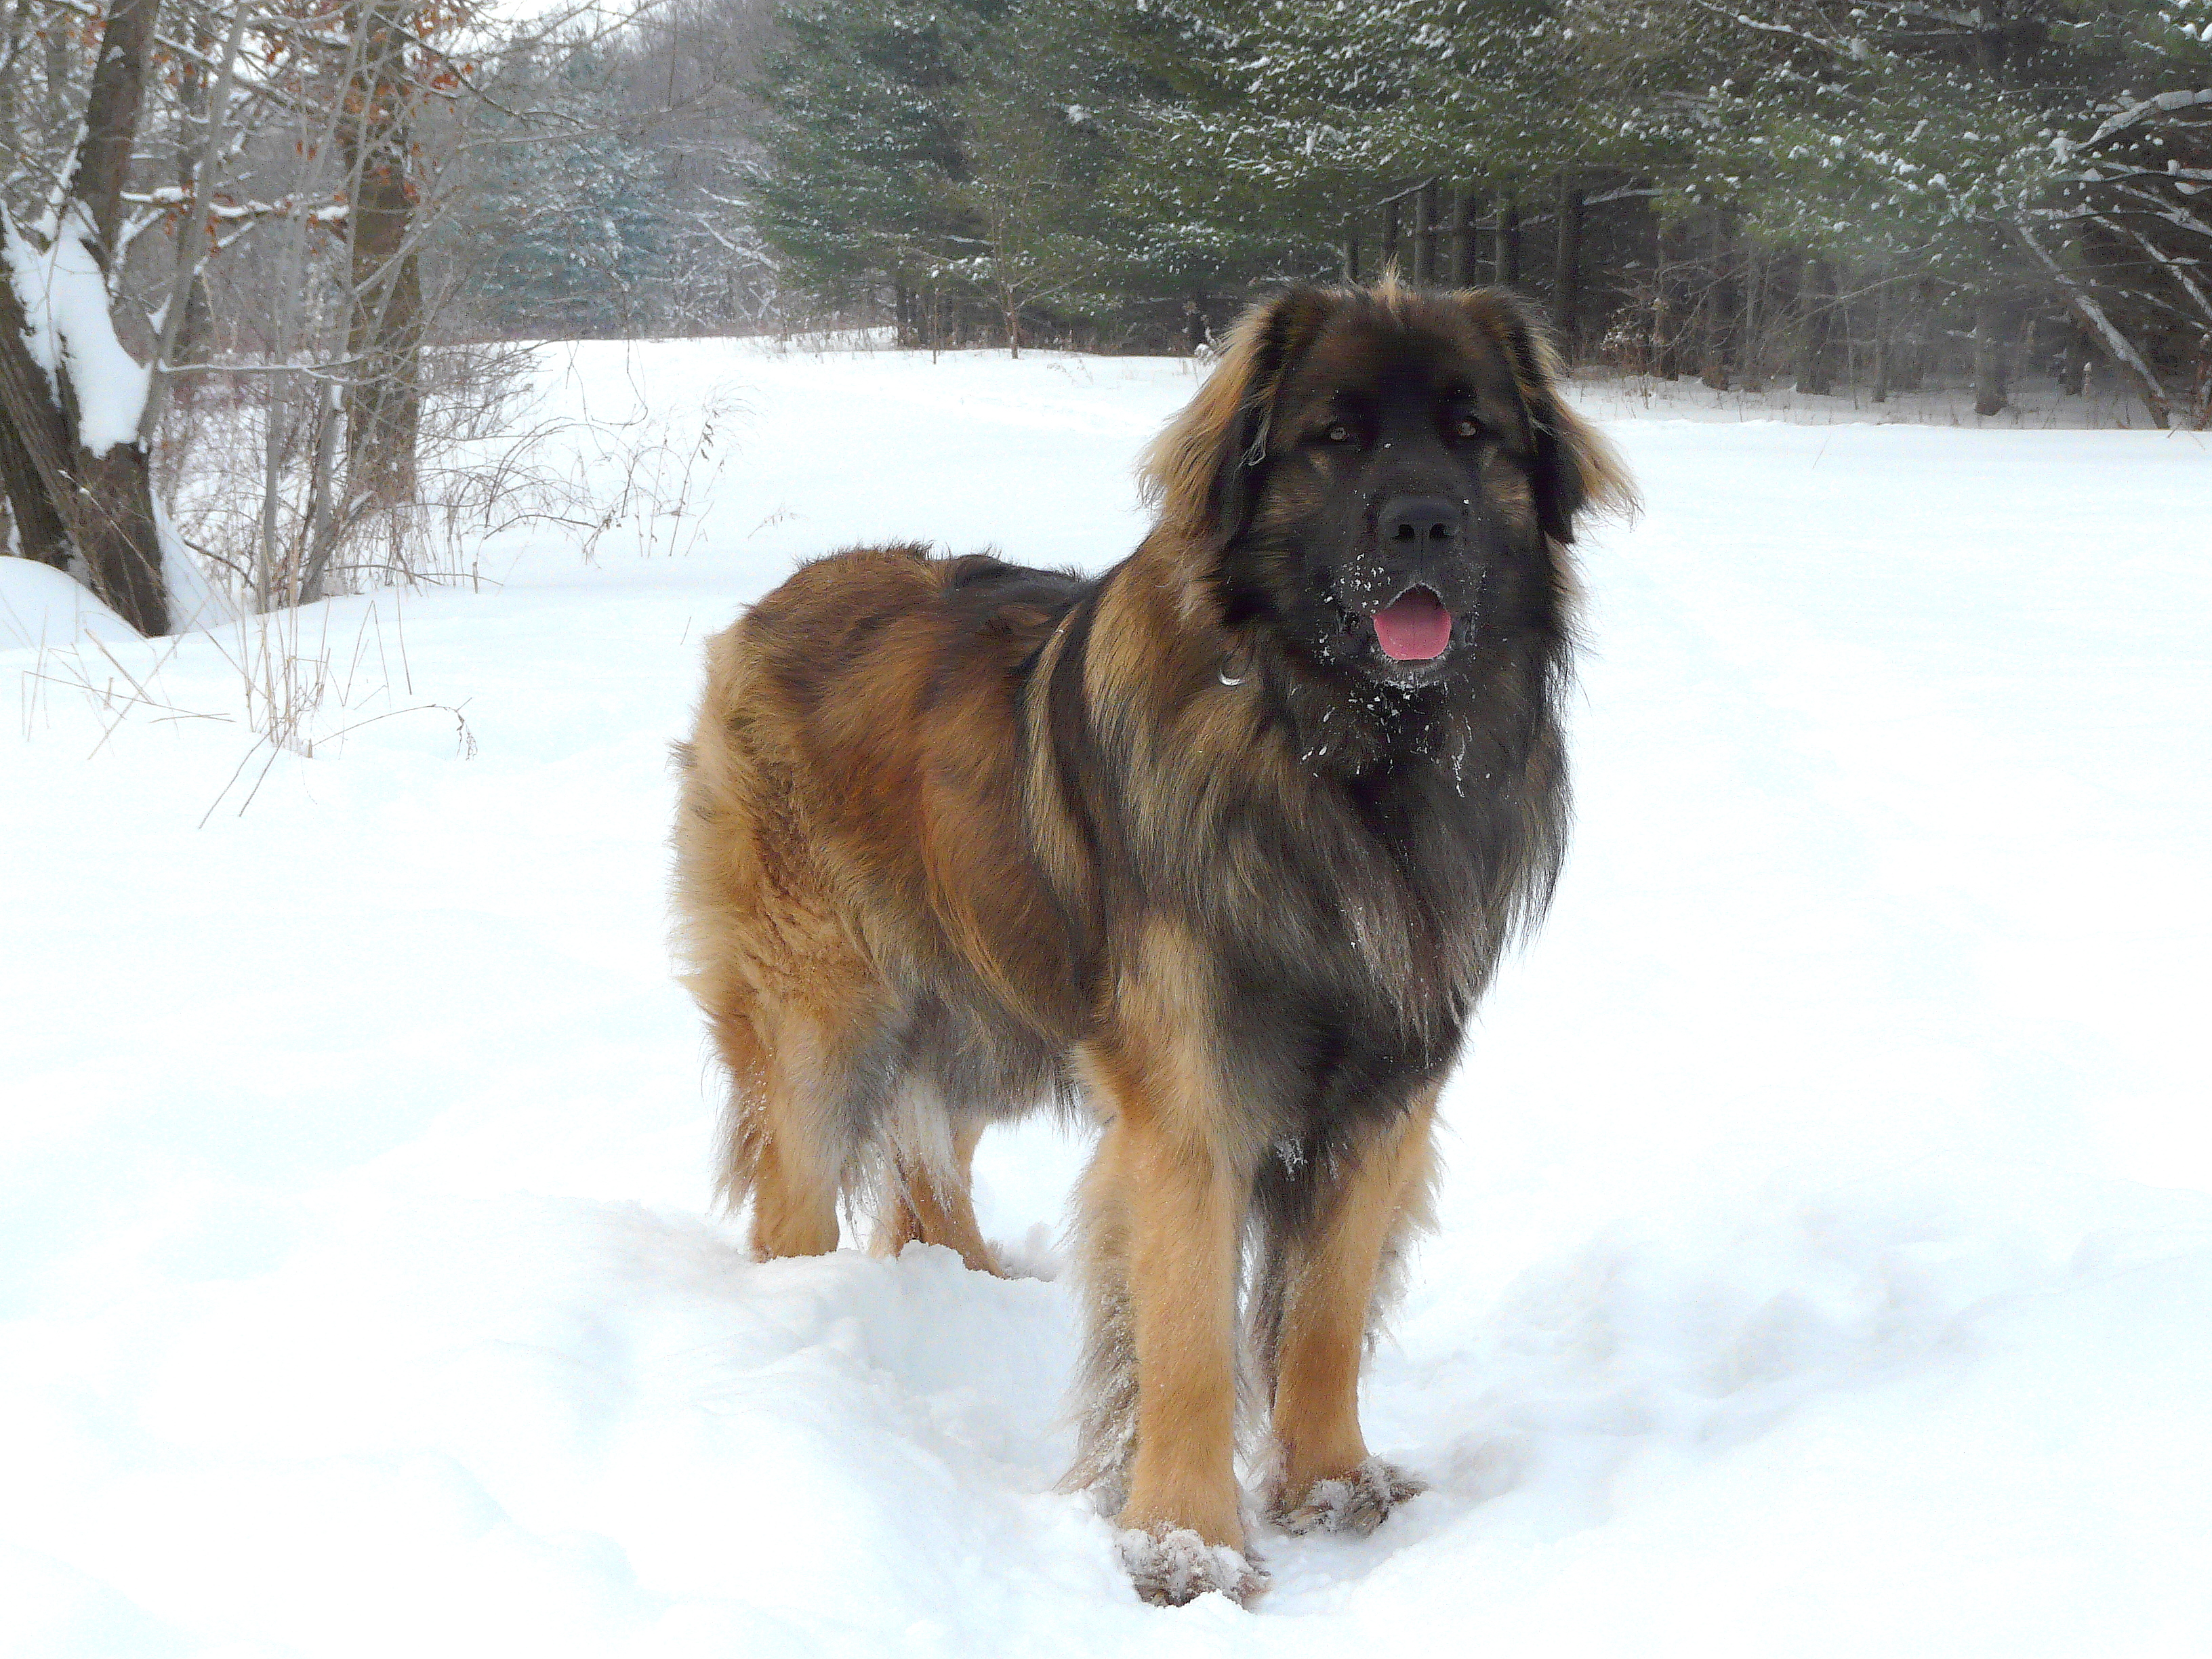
[0,556,141,649]
[1572,367,2169,428]
[3,202,154,458]
[0,531,236,651]
[5,338,2211,1657]
[150,497,239,636]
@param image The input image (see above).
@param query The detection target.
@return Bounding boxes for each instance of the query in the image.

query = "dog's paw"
[1269,1457,1427,1538]
[1116,1525,1268,1607]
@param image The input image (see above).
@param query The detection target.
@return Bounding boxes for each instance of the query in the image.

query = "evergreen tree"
[463,46,679,337]
[749,0,1001,309]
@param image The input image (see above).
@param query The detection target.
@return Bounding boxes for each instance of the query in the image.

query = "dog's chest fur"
[1011,558,1568,1151]
[1201,711,1557,1145]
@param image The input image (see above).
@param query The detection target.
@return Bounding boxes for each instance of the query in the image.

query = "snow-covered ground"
[5,339,2210,1658]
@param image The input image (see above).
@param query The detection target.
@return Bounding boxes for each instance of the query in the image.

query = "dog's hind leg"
[708,977,901,1261]
[1251,1091,1439,1536]
[708,996,836,1258]
[872,1111,998,1275]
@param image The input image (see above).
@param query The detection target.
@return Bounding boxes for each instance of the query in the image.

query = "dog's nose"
[1379,495,1463,548]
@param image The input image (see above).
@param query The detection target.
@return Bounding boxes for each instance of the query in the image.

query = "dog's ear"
[1141,285,1338,550]
[1458,288,1638,544]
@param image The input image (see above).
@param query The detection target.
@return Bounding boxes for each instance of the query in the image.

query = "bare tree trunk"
[1414,178,1439,285]
[1796,256,1837,394]
[1552,178,1584,356]
[298,382,346,603]
[1738,248,1765,392]
[1454,186,1481,287]
[1971,287,2008,417]
[342,0,424,513]
[0,375,72,567]
[1700,213,1734,390]
[1344,223,1361,284]
[1871,269,1891,403]
[0,0,169,634]
[62,0,168,633]
[1496,203,1521,287]
[2056,325,2089,396]
[1895,281,1929,392]
[142,0,249,445]
[1382,195,1402,278]
[64,0,158,258]
[1653,219,1682,378]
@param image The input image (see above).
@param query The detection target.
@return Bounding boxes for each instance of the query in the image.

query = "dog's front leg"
[1261,1092,1437,1536]
[1074,1025,1265,1607]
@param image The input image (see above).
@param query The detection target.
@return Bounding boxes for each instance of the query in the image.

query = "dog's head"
[1143,281,1635,689]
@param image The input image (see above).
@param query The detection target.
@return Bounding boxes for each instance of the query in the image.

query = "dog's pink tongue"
[1372,588,1452,661]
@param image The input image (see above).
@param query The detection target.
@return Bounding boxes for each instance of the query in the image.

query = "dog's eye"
[1322,422,1353,445]
[1452,414,1483,440]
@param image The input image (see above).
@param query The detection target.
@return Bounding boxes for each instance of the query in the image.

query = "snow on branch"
[2096,213,2212,325]
[688,214,777,266]
[2087,89,2212,150]
[1848,1,1990,28]
[122,186,350,226]
[1678,0,1853,54]
[2108,182,2212,245]
[2007,218,2170,427]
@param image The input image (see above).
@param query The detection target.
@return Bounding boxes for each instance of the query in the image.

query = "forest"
[1,0,2207,636]
[745,0,2212,429]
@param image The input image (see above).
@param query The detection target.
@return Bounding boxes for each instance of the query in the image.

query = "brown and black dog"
[672,281,1633,1605]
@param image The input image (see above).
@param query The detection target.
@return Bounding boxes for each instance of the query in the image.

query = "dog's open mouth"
[1370,586,1452,662]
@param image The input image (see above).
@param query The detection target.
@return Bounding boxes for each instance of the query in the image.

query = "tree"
[464,49,678,337]
[0,0,171,634]
[334,0,435,512]
[1642,0,2209,423]
[750,0,998,314]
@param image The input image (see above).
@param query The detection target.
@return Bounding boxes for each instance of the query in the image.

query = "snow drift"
[3,340,2209,1658]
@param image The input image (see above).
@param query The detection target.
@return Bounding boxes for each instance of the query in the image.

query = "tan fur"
[1264,1093,1438,1508]
[874,1115,994,1273]
[1078,960,1248,1547]
[1140,288,1336,554]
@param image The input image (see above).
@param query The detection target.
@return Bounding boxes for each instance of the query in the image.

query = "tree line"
[740,0,2210,425]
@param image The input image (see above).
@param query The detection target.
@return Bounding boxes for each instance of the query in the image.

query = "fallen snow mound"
[0,555,142,651]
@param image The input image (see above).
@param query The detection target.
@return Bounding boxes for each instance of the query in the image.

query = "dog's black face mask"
[1208,289,1591,695]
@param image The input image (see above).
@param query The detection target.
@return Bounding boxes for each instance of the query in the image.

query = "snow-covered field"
[5,339,2210,1658]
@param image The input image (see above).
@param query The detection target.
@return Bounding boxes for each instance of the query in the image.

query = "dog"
[672,279,1633,1605]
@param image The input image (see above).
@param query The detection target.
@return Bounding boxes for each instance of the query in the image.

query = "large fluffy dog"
[672,281,1631,1605]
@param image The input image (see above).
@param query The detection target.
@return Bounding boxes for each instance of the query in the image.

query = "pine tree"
[459,45,681,337]
[750,0,1001,309]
